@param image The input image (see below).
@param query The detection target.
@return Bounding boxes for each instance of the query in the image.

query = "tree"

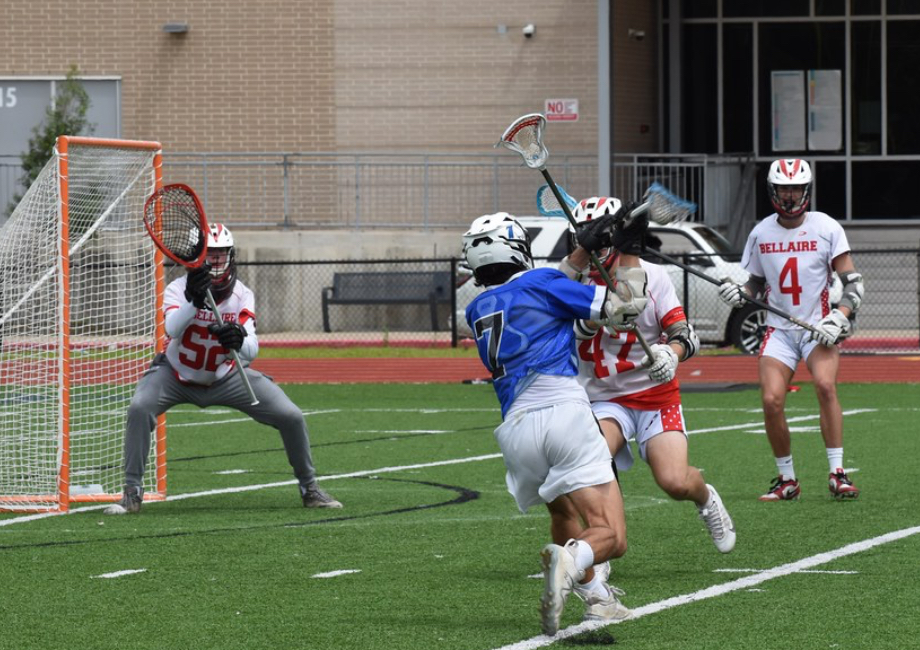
[6,65,95,214]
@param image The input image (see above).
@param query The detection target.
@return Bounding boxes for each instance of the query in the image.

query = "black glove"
[575,214,616,253]
[184,264,212,309]
[611,202,648,254]
[208,322,247,352]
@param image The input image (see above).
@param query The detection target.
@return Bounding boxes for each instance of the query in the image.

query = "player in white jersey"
[570,197,735,555]
[719,159,864,501]
[463,210,649,635]
[105,224,341,515]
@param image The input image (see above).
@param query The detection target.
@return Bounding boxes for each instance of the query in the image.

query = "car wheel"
[729,304,768,354]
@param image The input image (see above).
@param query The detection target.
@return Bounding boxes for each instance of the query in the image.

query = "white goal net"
[0,136,166,512]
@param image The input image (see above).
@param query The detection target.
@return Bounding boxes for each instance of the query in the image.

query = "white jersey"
[576,260,685,409]
[741,211,849,330]
[163,278,258,385]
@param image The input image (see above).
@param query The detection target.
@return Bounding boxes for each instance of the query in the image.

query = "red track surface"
[252,354,920,384]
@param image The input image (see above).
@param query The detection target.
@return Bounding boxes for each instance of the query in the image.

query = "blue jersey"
[466,267,606,418]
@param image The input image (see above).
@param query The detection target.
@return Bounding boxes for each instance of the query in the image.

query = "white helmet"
[767,159,812,218]
[462,212,533,285]
[206,223,237,300]
[570,196,623,263]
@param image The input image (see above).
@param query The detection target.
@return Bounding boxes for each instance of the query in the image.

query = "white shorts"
[495,401,614,513]
[591,401,686,472]
[761,326,820,371]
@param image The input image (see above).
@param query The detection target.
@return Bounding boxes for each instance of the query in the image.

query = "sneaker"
[698,484,736,553]
[301,484,343,509]
[829,469,860,500]
[759,475,801,502]
[103,485,143,515]
[539,541,584,636]
[583,584,631,622]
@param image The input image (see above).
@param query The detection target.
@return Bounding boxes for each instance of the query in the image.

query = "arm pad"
[665,320,700,361]
[837,271,864,315]
[746,274,767,299]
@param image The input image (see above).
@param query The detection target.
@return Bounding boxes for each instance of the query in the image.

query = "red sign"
[545,99,579,122]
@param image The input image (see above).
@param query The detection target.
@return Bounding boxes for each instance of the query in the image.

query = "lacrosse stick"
[143,184,260,406]
[639,246,824,336]
[536,179,822,337]
[498,113,657,360]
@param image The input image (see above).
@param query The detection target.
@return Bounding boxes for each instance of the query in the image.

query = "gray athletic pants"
[124,354,317,492]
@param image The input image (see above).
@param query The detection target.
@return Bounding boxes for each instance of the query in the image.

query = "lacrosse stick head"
[143,183,209,268]
[641,182,698,225]
[497,113,549,170]
[536,184,577,217]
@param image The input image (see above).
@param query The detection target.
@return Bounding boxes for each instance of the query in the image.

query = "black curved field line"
[168,425,493,464]
[0,477,479,552]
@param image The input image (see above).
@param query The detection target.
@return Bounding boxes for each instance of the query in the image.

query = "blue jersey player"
[462,211,649,635]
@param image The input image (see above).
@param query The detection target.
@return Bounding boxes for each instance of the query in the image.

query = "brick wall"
[2,1,657,156]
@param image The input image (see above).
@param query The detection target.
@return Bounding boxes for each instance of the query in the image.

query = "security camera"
[523,24,535,38]
[628,28,645,41]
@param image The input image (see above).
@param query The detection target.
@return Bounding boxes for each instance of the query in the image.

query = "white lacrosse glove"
[717,281,746,308]
[640,343,679,383]
[598,266,649,330]
[809,309,851,347]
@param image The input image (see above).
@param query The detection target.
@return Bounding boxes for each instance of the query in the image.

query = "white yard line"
[491,524,920,650]
[91,569,147,579]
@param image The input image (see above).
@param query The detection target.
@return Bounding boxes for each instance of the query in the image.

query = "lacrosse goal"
[0,136,166,513]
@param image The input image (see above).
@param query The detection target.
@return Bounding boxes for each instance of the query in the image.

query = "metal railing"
[177,247,917,354]
[2,152,751,229]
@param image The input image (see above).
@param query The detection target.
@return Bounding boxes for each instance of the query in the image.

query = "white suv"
[455,216,768,353]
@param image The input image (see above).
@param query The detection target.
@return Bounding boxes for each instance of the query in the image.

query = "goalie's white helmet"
[206,223,237,301]
[570,196,623,263]
[462,212,533,285]
[767,159,812,219]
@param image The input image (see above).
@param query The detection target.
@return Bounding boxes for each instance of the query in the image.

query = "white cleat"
[583,584,631,622]
[699,484,736,553]
[539,542,583,636]
[103,503,129,515]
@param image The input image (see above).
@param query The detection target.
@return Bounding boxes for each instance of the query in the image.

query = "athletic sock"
[575,571,609,600]
[827,448,844,474]
[775,455,796,480]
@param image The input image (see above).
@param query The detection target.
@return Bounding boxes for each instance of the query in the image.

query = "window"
[682,24,718,153]
[851,22,882,155]
[852,161,920,219]
[887,21,920,154]
[723,24,754,152]
[758,23,845,154]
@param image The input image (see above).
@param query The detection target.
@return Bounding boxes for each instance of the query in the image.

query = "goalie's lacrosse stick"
[143,184,260,405]
[498,113,657,360]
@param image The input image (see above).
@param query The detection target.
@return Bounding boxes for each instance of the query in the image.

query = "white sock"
[827,448,844,474]
[775,455,795,480]
[576,571,608,599]
[567,539,595,573]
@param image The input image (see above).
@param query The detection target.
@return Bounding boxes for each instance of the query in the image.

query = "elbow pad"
[837,271,864,315]
[665,320,700,361]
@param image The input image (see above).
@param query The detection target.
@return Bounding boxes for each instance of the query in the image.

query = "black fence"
[165,248,919,354]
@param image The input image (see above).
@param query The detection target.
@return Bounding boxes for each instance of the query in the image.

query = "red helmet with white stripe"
[767,159,812,219]
[570,196,623,264]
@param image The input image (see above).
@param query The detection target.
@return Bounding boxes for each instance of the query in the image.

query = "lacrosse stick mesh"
[498,113,549,169]
[536,184,577,217]
[643,182,698,225]
[143,185,208,266]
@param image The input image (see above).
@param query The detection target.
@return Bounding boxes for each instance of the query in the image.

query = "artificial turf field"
[1,381,918,650]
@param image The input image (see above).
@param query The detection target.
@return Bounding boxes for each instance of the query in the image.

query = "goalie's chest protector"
[164,279,255,385]
[742,212,850,328]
